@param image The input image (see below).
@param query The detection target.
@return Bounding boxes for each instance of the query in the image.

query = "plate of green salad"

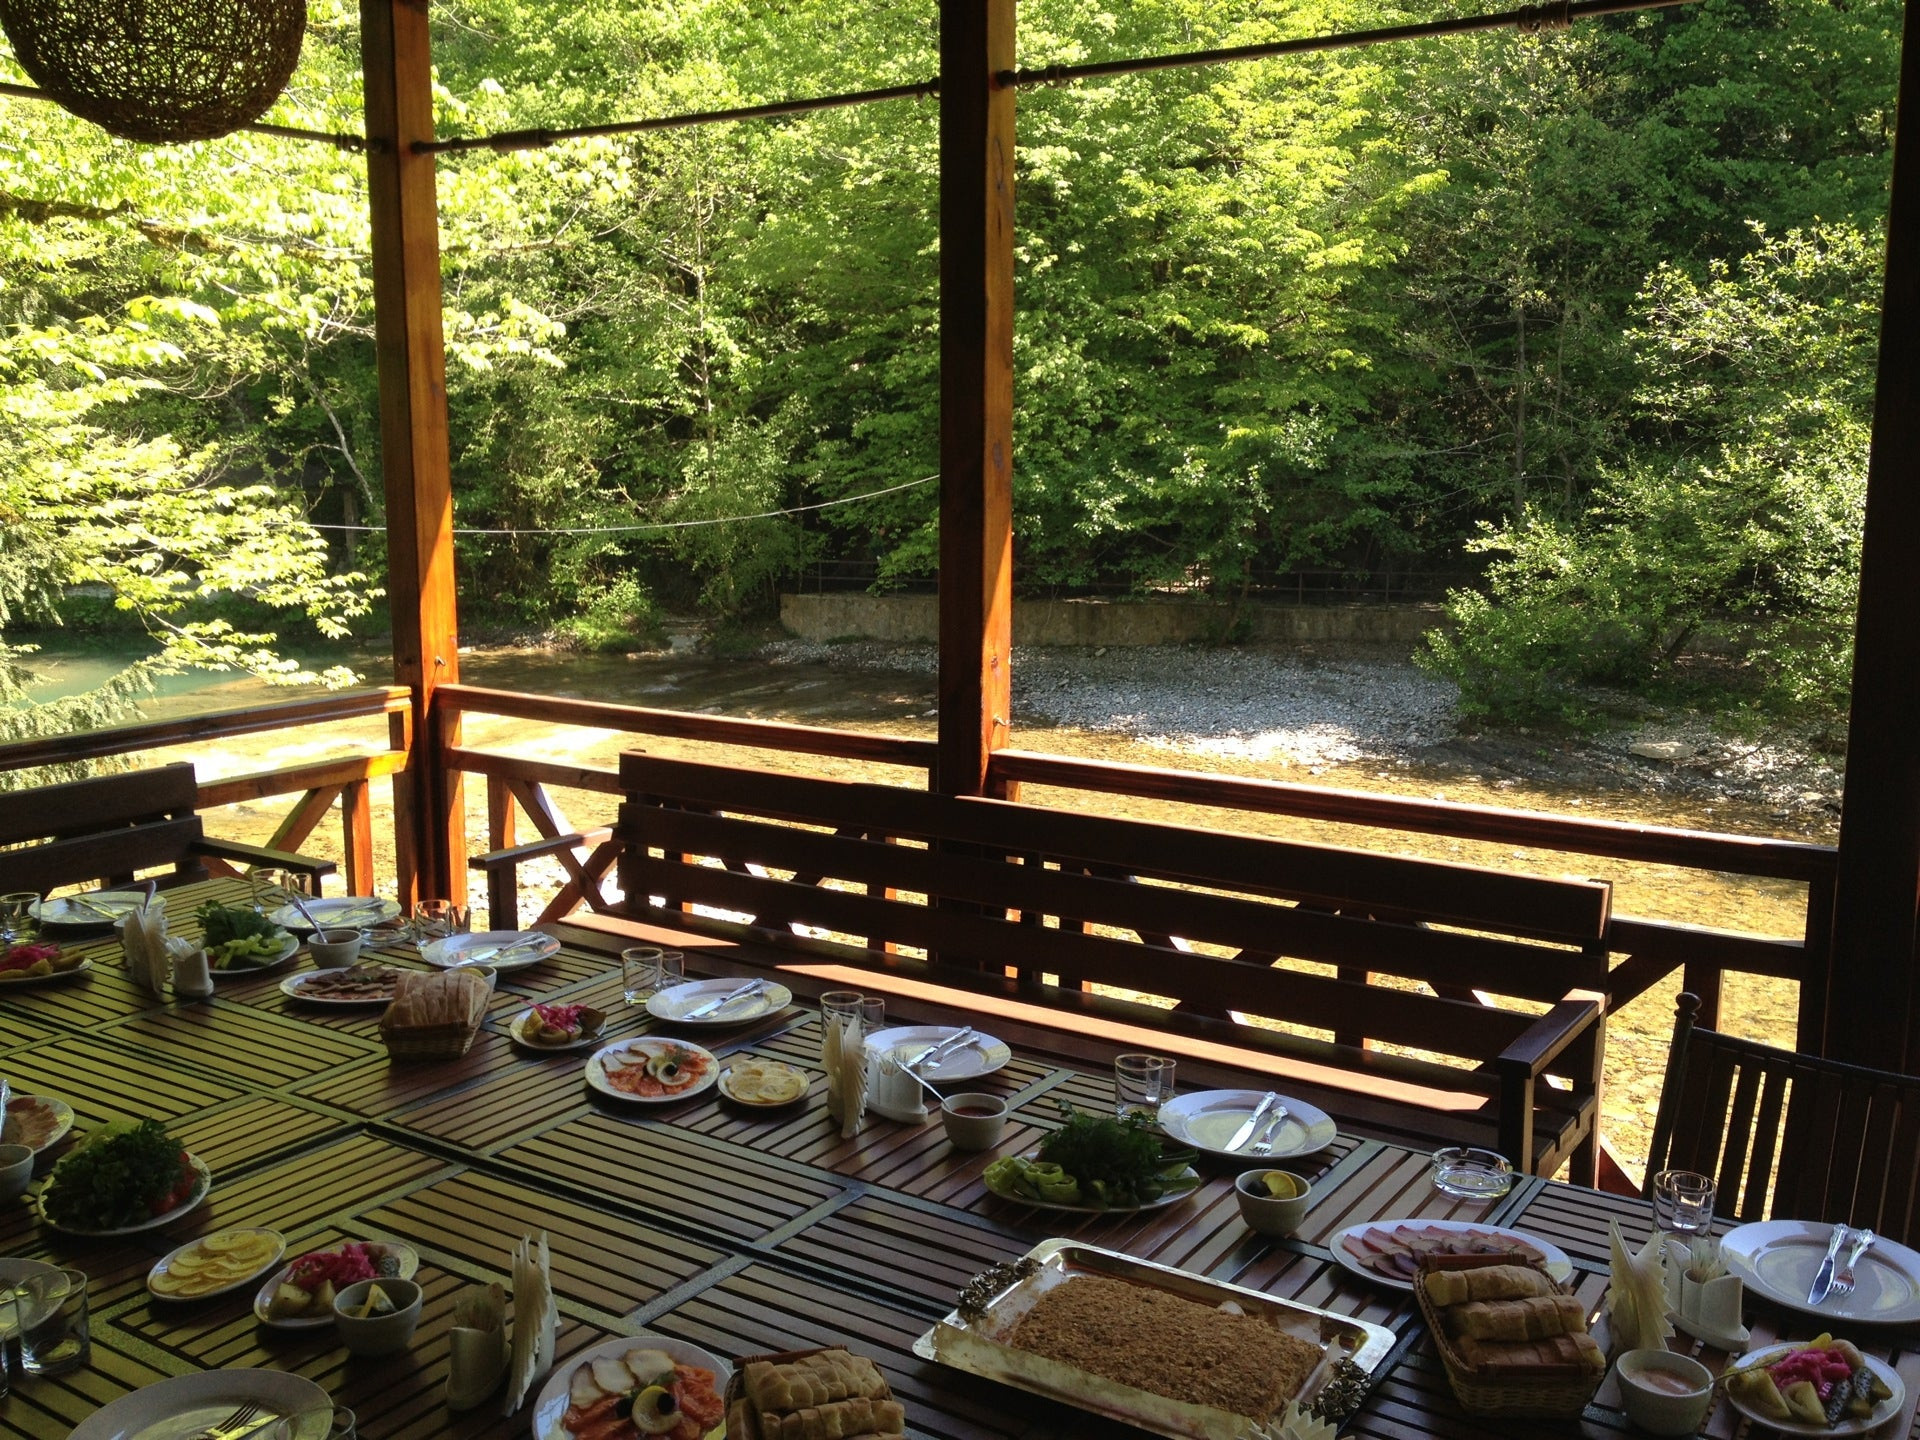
[194,902,300,978]
[983,1104,1199,1213]
[37,1119,212,1235]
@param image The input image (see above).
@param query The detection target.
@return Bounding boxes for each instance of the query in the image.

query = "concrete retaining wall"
[780,593,1443,647]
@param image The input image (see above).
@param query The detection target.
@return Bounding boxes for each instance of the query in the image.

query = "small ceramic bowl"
[941,1093,1008,1151]
[307,928,369,968]
[1235,1169,1312,1237]
[332,1277,423,1357]
[0,1143,32,1200]
[1615,1349,1713,1436]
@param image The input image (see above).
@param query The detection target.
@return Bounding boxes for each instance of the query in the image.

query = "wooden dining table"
[2,876,1916,1439]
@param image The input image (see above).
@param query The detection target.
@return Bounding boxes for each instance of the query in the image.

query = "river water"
[17,638,1825,1171]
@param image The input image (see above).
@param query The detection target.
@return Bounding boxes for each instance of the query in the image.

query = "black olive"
[659,1393,678,1415]
[614,1394,635,1420]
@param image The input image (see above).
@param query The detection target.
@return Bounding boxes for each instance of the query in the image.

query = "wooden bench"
[613,754,1614,1181]
[0,763,335,896]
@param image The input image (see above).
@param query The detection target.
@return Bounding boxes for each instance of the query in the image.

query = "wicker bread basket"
[379,967,493,1060]
[1413,1253,1604,1419]
[723,1345,905,1440]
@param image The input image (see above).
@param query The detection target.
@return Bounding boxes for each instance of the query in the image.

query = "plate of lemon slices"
[148,1227,286,1301]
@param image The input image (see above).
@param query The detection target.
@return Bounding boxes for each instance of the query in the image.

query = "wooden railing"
[0,687,413,896]
[438,684,1837,1049]
[439,684,935,930]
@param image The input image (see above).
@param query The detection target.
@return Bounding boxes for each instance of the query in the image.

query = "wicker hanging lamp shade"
[0,0,307,144]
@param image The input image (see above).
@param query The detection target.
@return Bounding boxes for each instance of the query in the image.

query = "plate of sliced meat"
[1331,1219,1573,1291]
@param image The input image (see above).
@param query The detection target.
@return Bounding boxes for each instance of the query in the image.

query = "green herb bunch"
[1030,1101,1197,1208]
[195,901,284,947]
[41,1118,194,1230]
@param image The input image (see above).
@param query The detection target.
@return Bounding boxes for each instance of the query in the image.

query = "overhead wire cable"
[294,474,939,537]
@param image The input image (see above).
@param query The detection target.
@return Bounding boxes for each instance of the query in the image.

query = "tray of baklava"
[913,1238,1396,1440]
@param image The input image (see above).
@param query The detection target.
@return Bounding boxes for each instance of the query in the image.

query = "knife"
[900,1026,975,1072]
[1808,1223,1850,1304]
[683,979,768,1020]
[1225,1093,1279,1153]
[452,936,547,966]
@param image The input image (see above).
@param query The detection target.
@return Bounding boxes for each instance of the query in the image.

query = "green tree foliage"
[0,0,1899,739]
[1422,223,1881,721]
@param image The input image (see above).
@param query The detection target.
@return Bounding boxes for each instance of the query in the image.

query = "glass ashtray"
[1431,1146,1514,1199]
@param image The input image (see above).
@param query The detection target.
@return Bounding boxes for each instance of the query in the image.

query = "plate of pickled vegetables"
[1722,1336,1902,1436]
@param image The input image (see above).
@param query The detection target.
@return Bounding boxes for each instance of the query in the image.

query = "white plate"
[531,1332,733,1440]
[1723,1344,1905,1436]
[147,1227,286,1302]
[1330,1219,1574,1291]
[0,954,92,987]
[863,1025,1012,1084]
[1722,1221,1920,1325]
[510,1006,608,1052]
[278,966,404,1006]
[4,1094,75,1154]
[585,1038,720,1105]
[70,1367,334,1440]
[208,933,300,980]
[983,1149,1200,1214]
[268,896,400,932]
[1156,1090,1338,1163]
[40,1152,211,1236]
[420,930,561,972]
[252,1240,420,1330]
[718,1062,811,1108]
[29,891,145,929]
[647,976,793,1026]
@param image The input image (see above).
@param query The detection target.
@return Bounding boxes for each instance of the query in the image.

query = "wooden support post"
[362,0,465,905]
[341,779,374,897]
[1829,0,1920,1071]
[936,0,1016,800]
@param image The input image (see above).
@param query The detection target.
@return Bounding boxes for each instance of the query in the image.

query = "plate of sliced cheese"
[719,1059,810,1108]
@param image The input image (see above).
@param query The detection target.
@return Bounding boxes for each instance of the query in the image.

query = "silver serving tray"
[913,1238,1396,1440]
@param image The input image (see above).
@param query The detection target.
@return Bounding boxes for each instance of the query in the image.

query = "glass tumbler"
[820,990,864,1067]
[1114,1053,1176,1122]
[409,900,470,947]
[1652,1169,1716,1241]
[0,893,37,945]
[622,947,664,1004]
[19,1268,88,1377]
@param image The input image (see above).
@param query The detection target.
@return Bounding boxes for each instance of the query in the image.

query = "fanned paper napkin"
[505,1232,556,1414]
[1607,1217,1673,1352]
[122,902,173,996]
[833,1014,868,1139]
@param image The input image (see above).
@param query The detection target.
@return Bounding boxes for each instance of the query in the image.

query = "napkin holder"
[1663,1240,1748,1350]
[170,944,213,999]
[446,1321,507,1410]
[867,1050,930,1125]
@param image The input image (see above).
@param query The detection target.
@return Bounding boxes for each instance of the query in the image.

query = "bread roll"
[1422,1263,1555,1307]
[1450,1294,1587,1341]
[1456,1331,1606,1375]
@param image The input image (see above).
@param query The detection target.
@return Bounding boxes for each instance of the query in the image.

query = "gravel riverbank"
[763,638,1843,830]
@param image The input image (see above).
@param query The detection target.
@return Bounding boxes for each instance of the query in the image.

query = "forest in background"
[0,0,1898,742]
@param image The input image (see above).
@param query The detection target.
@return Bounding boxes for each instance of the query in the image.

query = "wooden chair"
[1645,992,1920,1247]
[0,762,335,897]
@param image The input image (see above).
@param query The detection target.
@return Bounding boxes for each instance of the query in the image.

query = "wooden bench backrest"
[616,755,1612,1065]
[0,763,208,894]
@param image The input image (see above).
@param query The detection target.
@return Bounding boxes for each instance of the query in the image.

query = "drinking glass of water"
[1114,1053,1175,1122]
[0,893,37,946]
[1653,1169,1716,1241]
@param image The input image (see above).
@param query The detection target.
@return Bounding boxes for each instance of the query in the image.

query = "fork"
[1247,1104,1291,1156]
[193,1402,263,1440]
[1830,1228,1878,1299]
